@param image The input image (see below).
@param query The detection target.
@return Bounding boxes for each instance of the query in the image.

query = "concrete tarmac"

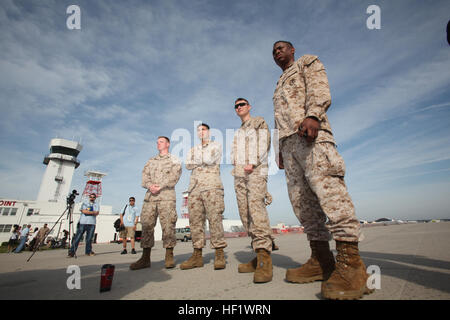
[0,222,449,300]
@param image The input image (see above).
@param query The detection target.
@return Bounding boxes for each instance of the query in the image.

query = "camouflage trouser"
[281,134,362,242]
[188,189,227,249]
[234,174,273,252]
[140,200,177,249]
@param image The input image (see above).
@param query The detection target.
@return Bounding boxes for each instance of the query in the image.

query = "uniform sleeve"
[249,119,271,167]
[303,58,332,121]
[185,147,198,170]
[141,160,153,189]
[230,132,236,166]
[232,129,246,166]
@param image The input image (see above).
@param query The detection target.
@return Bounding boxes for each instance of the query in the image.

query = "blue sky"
[0,0,449,225]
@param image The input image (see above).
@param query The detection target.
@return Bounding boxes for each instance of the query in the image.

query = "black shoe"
[67,252,75,258]
[131,248,137,254]
[272,241,279,251]
[121,249,127,255]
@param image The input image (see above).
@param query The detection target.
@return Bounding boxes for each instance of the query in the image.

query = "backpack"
[113,205,127,231]
[113,218,122,231]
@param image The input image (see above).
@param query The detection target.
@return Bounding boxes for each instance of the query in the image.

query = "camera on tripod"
[28,190,79,262]
[67,189,79,206]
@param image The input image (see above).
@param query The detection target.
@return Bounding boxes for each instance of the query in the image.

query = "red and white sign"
[0,200,17,207]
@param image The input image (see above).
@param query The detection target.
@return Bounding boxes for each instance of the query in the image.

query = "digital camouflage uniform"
[231,116,273,252]
[140,153,182,249]
[273,55,362,242]
[186,140,227,249]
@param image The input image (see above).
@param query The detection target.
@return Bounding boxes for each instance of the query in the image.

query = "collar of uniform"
[241,116,253,128]
[282,61,296,75]
[157,153,170,159]
[201,140,210,148]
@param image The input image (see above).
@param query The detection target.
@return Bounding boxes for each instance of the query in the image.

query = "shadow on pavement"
[0,261,172,300]
[360,251,450,294]
[233,250,299,269]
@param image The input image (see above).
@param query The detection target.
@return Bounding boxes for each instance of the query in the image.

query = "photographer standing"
[14,224,31,253]
[68,193,99,257]
[120,197,140,254]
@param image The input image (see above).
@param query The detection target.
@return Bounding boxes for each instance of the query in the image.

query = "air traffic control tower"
[36,138,83,203]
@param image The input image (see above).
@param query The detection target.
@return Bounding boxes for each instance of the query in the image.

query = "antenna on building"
[82,170,107,206]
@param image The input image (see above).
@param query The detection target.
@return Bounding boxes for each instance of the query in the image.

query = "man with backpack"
[119,197,140,254]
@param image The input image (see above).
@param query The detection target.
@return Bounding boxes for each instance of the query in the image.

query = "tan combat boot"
[253,249,272,283]
[321,241,374,300]
[129,248,151,270]
[285,240,335,283]
[238,257,257,273]
[165,248,175,269]
[214,248,226,270]
[180,248,204,270]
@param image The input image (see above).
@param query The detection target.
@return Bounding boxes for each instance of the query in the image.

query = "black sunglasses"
[234,102,247,109]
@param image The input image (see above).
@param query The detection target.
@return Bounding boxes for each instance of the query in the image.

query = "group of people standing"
[70,40,374,300]
[8,223,50,253]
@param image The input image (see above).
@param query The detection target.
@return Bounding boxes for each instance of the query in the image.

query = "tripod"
[27,191,78,262]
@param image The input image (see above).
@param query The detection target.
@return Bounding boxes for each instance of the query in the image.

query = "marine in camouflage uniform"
[272,41,373,299]
[130,136,181,270]
[180,123,227,270]
[232,98,274,283]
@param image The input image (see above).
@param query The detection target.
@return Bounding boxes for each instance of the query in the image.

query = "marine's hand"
[244,164,254,174]
[149,184,160,194]
[299,117,319,143]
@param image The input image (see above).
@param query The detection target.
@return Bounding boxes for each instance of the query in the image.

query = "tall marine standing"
[272,40,374,299]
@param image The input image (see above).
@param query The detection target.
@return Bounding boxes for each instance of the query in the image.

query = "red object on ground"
[100,264,115,292]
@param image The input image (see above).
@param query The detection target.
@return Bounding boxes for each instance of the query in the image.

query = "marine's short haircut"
[273,40,294,48]
[235,97,249,104]
[158,136,170,143]
[197,123,210,130]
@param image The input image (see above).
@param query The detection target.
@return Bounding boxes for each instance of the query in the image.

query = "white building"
[0,199,114,244]
[0,138,118,244]
[36,138,82,203]
[0,137,245,245]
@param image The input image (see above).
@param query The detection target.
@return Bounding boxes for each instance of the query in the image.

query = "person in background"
[7,225,20,253]
[14,224,31,253]
[68,193,99,257]
[120,197,140,255]
[34,224,50,251]
[27,227,39,250]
